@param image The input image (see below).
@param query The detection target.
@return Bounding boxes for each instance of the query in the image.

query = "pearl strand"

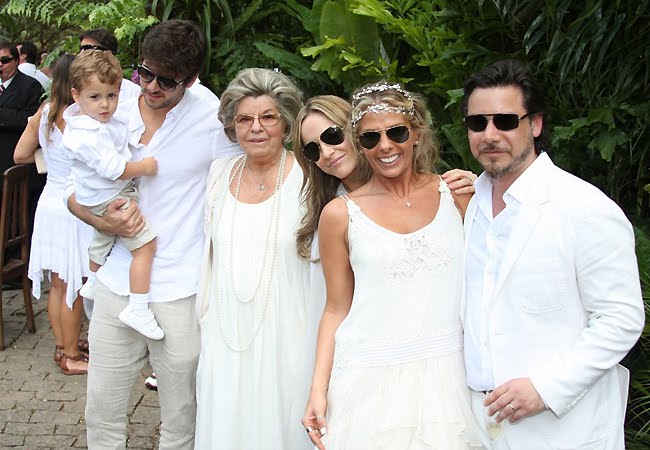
[212,149,287,352]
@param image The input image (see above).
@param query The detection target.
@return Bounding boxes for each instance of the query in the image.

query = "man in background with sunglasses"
[68,20,239,449]
[461,59,643,449]
[0,40,43,228]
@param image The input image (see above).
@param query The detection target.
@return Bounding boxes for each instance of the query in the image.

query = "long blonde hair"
[293,95,371,259]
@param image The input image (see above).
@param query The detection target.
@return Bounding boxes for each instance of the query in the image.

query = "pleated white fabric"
[28,104,93,308]
[195,155,312,450]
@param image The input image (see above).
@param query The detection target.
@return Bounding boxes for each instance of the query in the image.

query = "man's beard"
[483,143,534,180]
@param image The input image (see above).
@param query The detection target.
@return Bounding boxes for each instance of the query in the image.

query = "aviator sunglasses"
[302,125,346,162]
[0,56,15,64]
[137,65,186,92]
[463,113,530,132]
[357,125,410,150]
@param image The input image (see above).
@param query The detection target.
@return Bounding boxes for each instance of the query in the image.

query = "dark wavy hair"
[141,19,206,81]
[462,60,550,154]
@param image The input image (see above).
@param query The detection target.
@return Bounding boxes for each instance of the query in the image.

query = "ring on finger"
[316,414,324,420]
[508,402,516,411]
[466,176,474,185]
[305,426,316,433]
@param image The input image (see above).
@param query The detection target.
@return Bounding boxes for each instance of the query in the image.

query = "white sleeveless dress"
[28,104,94,308]
[195,155,312,450]
[322,179,484,449]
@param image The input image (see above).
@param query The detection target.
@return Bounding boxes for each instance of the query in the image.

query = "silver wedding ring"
[508,402,516,411]
[316,414,324,420]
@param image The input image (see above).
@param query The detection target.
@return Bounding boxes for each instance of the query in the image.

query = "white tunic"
[195,155,312,450]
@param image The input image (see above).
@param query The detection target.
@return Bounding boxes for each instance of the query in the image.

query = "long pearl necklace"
[212,150,287,352]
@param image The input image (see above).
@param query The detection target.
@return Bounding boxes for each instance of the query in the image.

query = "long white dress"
[195,154,312,450]
[322,179,484,449]
[28,104,93,308]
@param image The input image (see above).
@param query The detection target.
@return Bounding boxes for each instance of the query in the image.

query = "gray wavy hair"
[218,68,304,145]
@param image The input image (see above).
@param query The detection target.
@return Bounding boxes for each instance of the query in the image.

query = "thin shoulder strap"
[340,194,361,220]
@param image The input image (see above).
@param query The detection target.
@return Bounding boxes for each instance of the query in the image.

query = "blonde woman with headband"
[301,83,483,449]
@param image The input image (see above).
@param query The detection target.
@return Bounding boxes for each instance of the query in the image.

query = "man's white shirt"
[96,88,241,302]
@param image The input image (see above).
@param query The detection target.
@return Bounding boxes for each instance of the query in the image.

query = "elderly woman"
[195,68,311,449]
[302,82,484,449]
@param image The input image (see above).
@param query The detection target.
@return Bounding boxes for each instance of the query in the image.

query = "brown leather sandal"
[78,339,90,353]
[59,353,89,375]
[54,345,63,364]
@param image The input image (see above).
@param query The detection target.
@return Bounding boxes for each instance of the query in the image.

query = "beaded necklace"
[212,149,287,352]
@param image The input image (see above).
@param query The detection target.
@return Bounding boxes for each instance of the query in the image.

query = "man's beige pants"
[85,282,200,450]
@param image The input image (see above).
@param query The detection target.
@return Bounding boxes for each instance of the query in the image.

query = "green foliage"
[1,0,156,73]
[626,225,650,447]
[149,0,234,75]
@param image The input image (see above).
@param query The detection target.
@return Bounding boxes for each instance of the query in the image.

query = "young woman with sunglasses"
[301,83,483,449]
[294,95,477,377]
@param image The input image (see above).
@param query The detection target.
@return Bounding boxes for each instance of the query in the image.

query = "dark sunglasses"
[79,44,110,52]
[137,65,185,92]
[357,125,410,150]
[463,113,530,132]
[0,56,15,64]
[302,126,346,162]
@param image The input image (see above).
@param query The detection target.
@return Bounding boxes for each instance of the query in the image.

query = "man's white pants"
[85,282,200,450]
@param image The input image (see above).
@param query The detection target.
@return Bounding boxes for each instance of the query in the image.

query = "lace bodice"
[333,179,465,368]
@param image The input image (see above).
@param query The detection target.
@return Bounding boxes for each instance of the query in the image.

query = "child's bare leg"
[129,239,155,294]
[119,239,163,340]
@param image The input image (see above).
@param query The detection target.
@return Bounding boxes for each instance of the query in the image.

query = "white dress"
[28,104,94,308]
[322,179,484,450]
[195,154,312,450]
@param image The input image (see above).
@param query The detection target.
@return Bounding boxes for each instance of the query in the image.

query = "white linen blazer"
[463,153,644,450]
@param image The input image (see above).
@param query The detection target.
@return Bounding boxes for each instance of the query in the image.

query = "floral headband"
[351,82,416,127]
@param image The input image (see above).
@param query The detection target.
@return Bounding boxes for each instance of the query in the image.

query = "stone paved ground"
[0,287,161,449]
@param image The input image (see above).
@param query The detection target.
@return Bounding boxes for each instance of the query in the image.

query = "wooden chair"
[0,165,36,350]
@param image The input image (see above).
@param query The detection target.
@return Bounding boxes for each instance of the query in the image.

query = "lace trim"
[385,233,452,282]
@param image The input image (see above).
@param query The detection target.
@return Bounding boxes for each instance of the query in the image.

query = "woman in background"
[14,54,94,375]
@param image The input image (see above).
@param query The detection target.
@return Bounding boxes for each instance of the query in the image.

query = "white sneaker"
[144,372,157,391]
[119,304,164,340]
[79,280,96,300]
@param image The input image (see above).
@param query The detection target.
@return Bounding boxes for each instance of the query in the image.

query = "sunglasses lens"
[137,66,154,82]
[463,115,488,132]
[0,56,13,64]
[320,126,345,146]
[358,131,380,149]
[303,142,321,162]
[386,126,410,143]
[492,114,520,131]
[157,76,179,91]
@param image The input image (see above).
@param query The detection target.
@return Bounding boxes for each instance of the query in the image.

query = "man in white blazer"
[461,60,644,450]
